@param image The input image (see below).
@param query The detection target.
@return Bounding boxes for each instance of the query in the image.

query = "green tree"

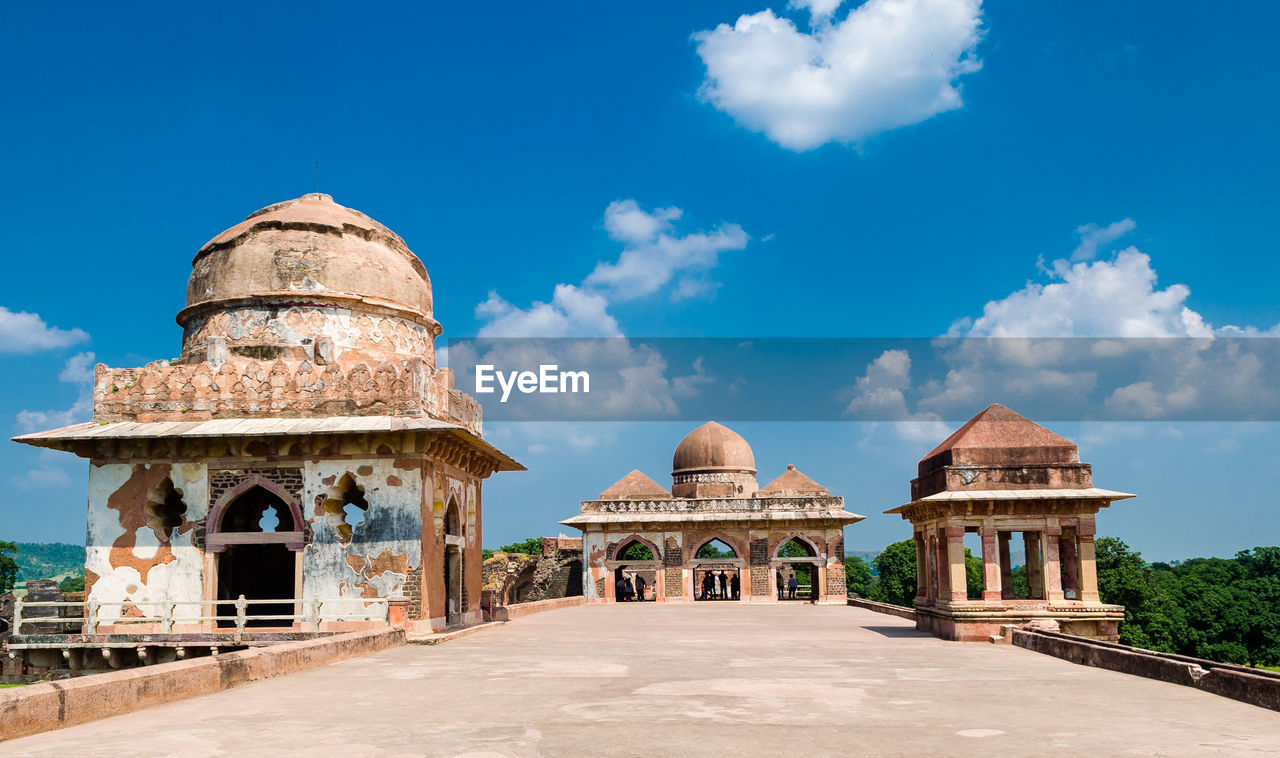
[498,537,543,556]
[620,542,654,561]
[59,573,85,593]
[0,541,17,594]
[869,539,917,607]
[964,548,984,599]
[845,555,873,597]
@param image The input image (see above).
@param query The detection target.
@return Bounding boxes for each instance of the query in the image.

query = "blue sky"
[2,1,1277,561]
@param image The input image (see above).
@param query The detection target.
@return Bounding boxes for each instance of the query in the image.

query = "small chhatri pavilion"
[562,422,864,603]
[886,404,1134,641]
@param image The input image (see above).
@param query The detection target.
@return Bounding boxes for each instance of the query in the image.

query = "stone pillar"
[1024,532,1044,600]
[1077,518,1100,603]
[979,527,1001,602]
[1060,526,1080,600]
[998,531,1013,599]
[913,531,927,603]
[1043,523,1064,603]
[945,525,967,603]
[934,530,949,602]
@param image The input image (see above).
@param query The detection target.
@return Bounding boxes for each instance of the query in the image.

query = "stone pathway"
[3,604,1277,757]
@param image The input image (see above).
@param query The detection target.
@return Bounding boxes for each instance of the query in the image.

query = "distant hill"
[9,542,84,585]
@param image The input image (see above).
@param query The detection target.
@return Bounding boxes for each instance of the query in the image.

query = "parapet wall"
[91,359,481,434]
[848,598,918,621]
[495,596,586,621]
[1012,628,1280,712]
[0,627,405,741]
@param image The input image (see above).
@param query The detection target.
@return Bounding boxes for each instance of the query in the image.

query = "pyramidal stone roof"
[918,403,1080,477]
[598,470,672,501]
[759,464,830,496]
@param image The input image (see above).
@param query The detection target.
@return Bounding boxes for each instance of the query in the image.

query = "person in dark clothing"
[787,573,799,600]
[623,577,635,602]
[635,574,647,602]
[717,571,727,599]
[776,569,785,600]
[704,570,717,599]
[616,576,627,602]
[699,574,709,600]
[730,572,740,600]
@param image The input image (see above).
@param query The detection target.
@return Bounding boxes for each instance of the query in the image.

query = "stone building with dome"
[13,194,522,649]
[561,422,863,604]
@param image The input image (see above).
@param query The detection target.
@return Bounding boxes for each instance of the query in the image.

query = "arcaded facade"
[562,422,863,604]
[15,194,521,636]
[886,404,1133,642]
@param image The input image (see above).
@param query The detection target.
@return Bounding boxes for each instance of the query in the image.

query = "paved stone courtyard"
[3,605,1278,757]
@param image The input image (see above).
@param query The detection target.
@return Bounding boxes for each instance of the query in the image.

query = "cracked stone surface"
[3,605,1278,757]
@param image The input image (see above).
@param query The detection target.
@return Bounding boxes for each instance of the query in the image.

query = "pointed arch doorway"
[207,480,306,628]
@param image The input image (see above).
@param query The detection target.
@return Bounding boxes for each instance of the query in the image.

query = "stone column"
[980,527,1001,602]
[913,531,927,603]
[1043,523,1064,603]
[945,525,967,603]
[1024,532,1044,600]
[934,530,950,602]
[998,532,1014,599]
[1077,518,1100,603]
[1060,526,1080,600]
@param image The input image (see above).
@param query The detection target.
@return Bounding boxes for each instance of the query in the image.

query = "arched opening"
[443,499,463,625]
[144,477,187,543]
[693,537,743,602]
[775,537,820,602]
[321,474,368,544]
[214,485,299,627]
[612,539,657,603]
[564,559,584,597]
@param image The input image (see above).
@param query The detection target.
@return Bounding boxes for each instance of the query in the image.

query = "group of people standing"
[699,569,740,600]
[776,568,804,600]
[615,572,648,601]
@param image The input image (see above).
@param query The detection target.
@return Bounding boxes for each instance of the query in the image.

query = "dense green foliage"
[483,537,544,560]
[59,573,86,593]
[0,541,18,594]
[619,542,655,561]
[696,540,735,559]
[844,555,873,597]
[1096,539,1280,667]
[10,542,83,584]
[867,539,917,606]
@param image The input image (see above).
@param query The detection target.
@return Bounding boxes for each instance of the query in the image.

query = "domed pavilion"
[885,404,1134,641]
[562,421,863,603]
[13,194,523,663]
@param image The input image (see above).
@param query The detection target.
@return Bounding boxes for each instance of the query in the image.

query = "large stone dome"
[180,193,434,327]
[672,421,756,475]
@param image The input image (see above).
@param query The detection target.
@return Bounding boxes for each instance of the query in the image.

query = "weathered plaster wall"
[85,462,209,620]
[303,459,422,614]
[181,305,435,366]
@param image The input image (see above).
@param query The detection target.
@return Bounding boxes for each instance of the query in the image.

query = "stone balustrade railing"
[580,495,844,514]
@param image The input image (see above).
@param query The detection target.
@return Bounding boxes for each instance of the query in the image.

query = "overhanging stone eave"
[558,510,864,526]
[885,487,1137,515]
[11,417,525,472]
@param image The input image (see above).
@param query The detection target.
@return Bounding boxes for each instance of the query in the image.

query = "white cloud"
[477,285,621,339]
[950,248,1215,339]
[1071,218,1135,262]
[694,0,984,151]
[58,351,97,383]
[477,199,748,337]
[585,200,748,302]
[846,349,949,439]
[0,307,89,353]
[16,352,96,432]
